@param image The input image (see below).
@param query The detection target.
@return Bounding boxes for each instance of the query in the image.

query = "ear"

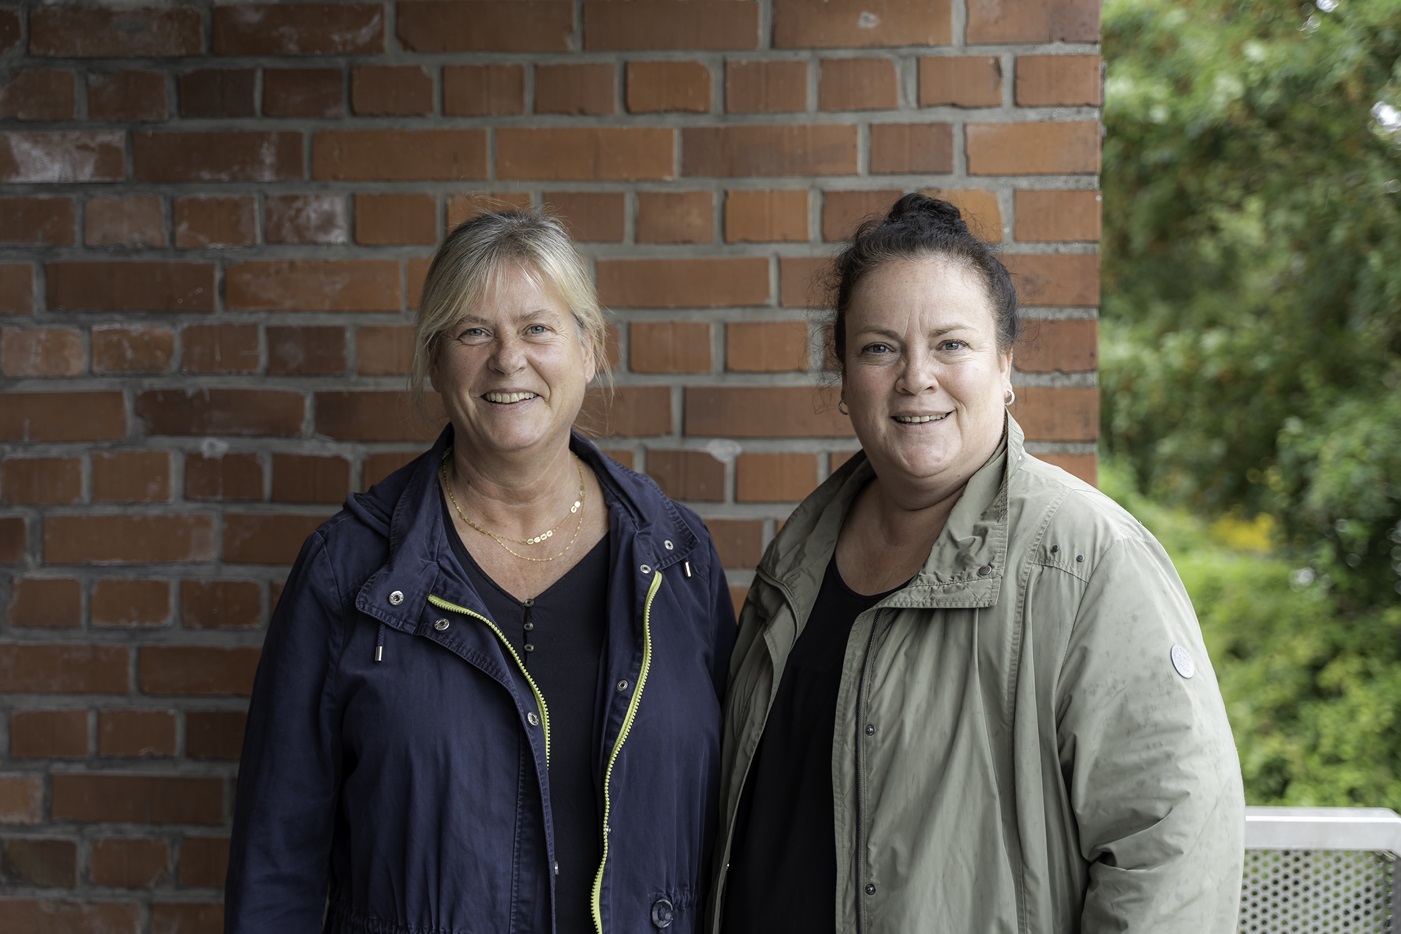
[580,331,597,385]
[999,349,1014,396]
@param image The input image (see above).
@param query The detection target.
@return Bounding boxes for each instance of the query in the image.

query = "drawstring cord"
[374,621,386,662]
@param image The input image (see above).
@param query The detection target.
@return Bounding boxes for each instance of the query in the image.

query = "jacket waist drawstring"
[375,622,386,662]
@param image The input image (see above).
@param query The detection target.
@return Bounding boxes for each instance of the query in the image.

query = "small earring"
[1004,389,1016,407]
[838,399,849,416]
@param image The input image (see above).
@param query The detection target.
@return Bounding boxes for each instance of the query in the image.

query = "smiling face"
[842,255,1013,500]
[431,262,595,461]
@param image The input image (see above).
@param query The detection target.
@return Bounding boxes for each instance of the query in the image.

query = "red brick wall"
[0,1,1100,927]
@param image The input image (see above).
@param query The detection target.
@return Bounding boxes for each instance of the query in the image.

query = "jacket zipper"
[852,608,883,934]
[427,595,552,768]
[590,568,661,934]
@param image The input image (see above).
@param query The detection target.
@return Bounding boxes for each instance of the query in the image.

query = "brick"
[0,70,76,121]
[2,459,81,507]
[182,581,262,630]
[315,130,487,181]
[0,393,127,442]
[444,65,524,116]
[736,452,819,502]
[821,190,903,242]
[630,322,711,374]
[84,195,166,249]
[0,517,27,564]
[682,125,857,177]
[178,836,229,888]
[1037,451,1097,485]
[398,1,572,52]
[0,265,32,314]
[173,196,256,249]
[685,386,852,437]
[708,518,764,569]
[1016,318,1097,373]
[46,261,215,312]
[266,194,348,245]
[727,321,810,372]
[774,0,951,47]
[152,902,224,934]
[0,131,123,183]
[967,122,1100,175]
[725,61,806,114]
[928,188,1004,239]
[869,123,955,175]
[185,453,263,502]
[133,131,301,183]
[407,257,433,310]
[636,191,714,244]
[597,258,768,308]
[1014,189,1100,242]
[628,61,710,114]
[779,256,830,308]
[315,392,439,442]
[91,579,172,628]
[93,326,174,374]
[363,452,421,488]
[178,69,256,118]
[724,190,808,243]
[578,386,673,438]
[355,193,437,246]
[0,776,43,824]
[272,454,351,504]
[1,838,77,887]
[498,128,674,181]
[0,10,16,52]
[919,57,1002,108]
[1,327,85,377]
[1004,253,1099,306]
[729,586,748,616]
[968,0,1099,44]
[446,192,534,229]
[0,900,141,933]
[0,645,129,694]
[263,68,344,118]
[10,710,88,758]
[90,838,169,888]
[136,389,304,437]
[645,450,724,502]
[0,197,75,246]
[1009,386,1098,441]
[355,325,412,376]
[1016,54,1102,106]
[139,646,260,697]
[179,314,263,369]
[187,711,246,760]
[542,192,625,243]
[226,259,400,312]
[88,71,167,122]
[52,774,223,825]
[45,515,215,566]
[226,514,333,561]
[536,64,615,116]
[269,326,346,376]
[585,2,758,50]
[213,4,384,55]
[32,7,201,57]
[92,451,172,504]
[97,710,177,758]
[6,578,81,629]
[819,59,897,111]
[352,65,433,116]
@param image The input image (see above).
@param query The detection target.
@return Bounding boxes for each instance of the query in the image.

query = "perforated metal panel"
[1239,848,1397,933]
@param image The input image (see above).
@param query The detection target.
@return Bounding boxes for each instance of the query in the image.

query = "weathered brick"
[268,326,347,376]
[97,710,177,757]
[184,452,263,502]
[1039,452,1097,486]
[84,195,166,248]
[927,188,1004,239]
[178,69,256,118]
[1008,386,1098,441]
[0,264,32,314]
[355,325,413,376]
[0,70,76,121]
[0,775,44,824]
[45,516,215,566]
[644,450,724,502]
[1016,54,1102,106]
[173,196,256,249]
[263,68,344,118]
[1015,318,1097,373]
[630,322,711,374]
[578,386,673,438]
[151,902,225,934]
[272,454,351,504]
[182,580,263,630]
[869,123,955,175]
[10,709,88,758]
[774,0,951,47]
[636,191,714,244]
[1,327,85,378]
[779,256,831,308]
[1003,253,1099,306]
[187,711,246,761]
[315,392,439,442]
[6,577,81,629]
[684,386,852,438]
[351,65,433,116]
[90,838,169,888]
[725,61,807,114]
[1014,189,1100,242]
[177,836,229,888]
[0,393,127,442]
[726,321,811,372]
[0,516,27,563]
[536,64,615,116]
[446,193,533,229]
[51,774,223,825]
[135,388,304,437]
[585,2,759,50]
[628,61,711,114]
[967,121,1100,175]
[363,452,421,488]
[92,326,174,375]
[398,1,572,52]
[139,647,260,697]
[682,125,858,177]
[736,452,819,502]
[542,192,625,243]
[2,459,81,507]
[133,131,302,183]
[822,189,907,242]
[213,4,385,55]
[0,10,18,53]
[91,451,172,504]
[497,128,674,181]
[314,130,487,181]
[0,899,141,933]
[31,7,201,57]
[88,71,167,122]
[819,59,898,111]
[0,197,75,246]
[919,57,1003,108]
[266,194,348,245]
[1,838,77,887]
[0,131,124,183]
[0,645,130,694]
[597,258,769,308]
[724,190,807,243]
[46,261,215,313]
[91,579,172,628]
[443,65,524,116]
[967,0,1099,44]
[227,260,400,312]
[708,518,764,569]
[355,193,438,246]
[223,514,327,567]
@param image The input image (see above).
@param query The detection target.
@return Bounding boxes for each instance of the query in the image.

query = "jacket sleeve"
[1057,535,1245,933]
[224,532,349,933]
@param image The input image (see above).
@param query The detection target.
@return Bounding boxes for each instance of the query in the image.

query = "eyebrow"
[454,308,563,327]
[854,324,974,339]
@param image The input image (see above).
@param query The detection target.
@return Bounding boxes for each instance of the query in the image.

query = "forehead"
[848,256,994,330]
[462,262,572,322]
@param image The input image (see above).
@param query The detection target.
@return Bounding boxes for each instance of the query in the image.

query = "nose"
[489,333,526,373]
[896,346,939,395]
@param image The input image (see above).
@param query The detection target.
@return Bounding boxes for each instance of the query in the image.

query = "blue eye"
[939,339,968,351]
[525,324,549,335]
[863,342,893,354]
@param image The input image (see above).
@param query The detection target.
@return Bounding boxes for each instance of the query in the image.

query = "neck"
[861,475,963,549]
[447,440,581,537]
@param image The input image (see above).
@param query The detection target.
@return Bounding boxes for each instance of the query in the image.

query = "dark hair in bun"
[828,192,1019,369]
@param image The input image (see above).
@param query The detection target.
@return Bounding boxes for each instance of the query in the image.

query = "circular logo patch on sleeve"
[1170,644,1196,679]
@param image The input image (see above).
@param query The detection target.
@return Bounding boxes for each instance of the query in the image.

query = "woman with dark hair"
[709,193,1243,932]
[226,207,736,934]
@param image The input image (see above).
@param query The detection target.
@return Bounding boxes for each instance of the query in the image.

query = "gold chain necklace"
[441,457,586,563]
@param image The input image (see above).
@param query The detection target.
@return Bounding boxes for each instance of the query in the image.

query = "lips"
[892,413,949,424]
[483,391,538,404]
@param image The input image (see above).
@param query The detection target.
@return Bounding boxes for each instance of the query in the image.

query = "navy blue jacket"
[225,428,737,934]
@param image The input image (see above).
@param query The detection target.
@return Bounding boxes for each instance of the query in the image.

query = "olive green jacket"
[709,418,1244,933]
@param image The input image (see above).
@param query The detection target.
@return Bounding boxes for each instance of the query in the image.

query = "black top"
[721,555,901,934]
[441,492,609,934]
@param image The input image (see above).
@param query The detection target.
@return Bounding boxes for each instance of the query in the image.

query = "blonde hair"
[410,207,609,413]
